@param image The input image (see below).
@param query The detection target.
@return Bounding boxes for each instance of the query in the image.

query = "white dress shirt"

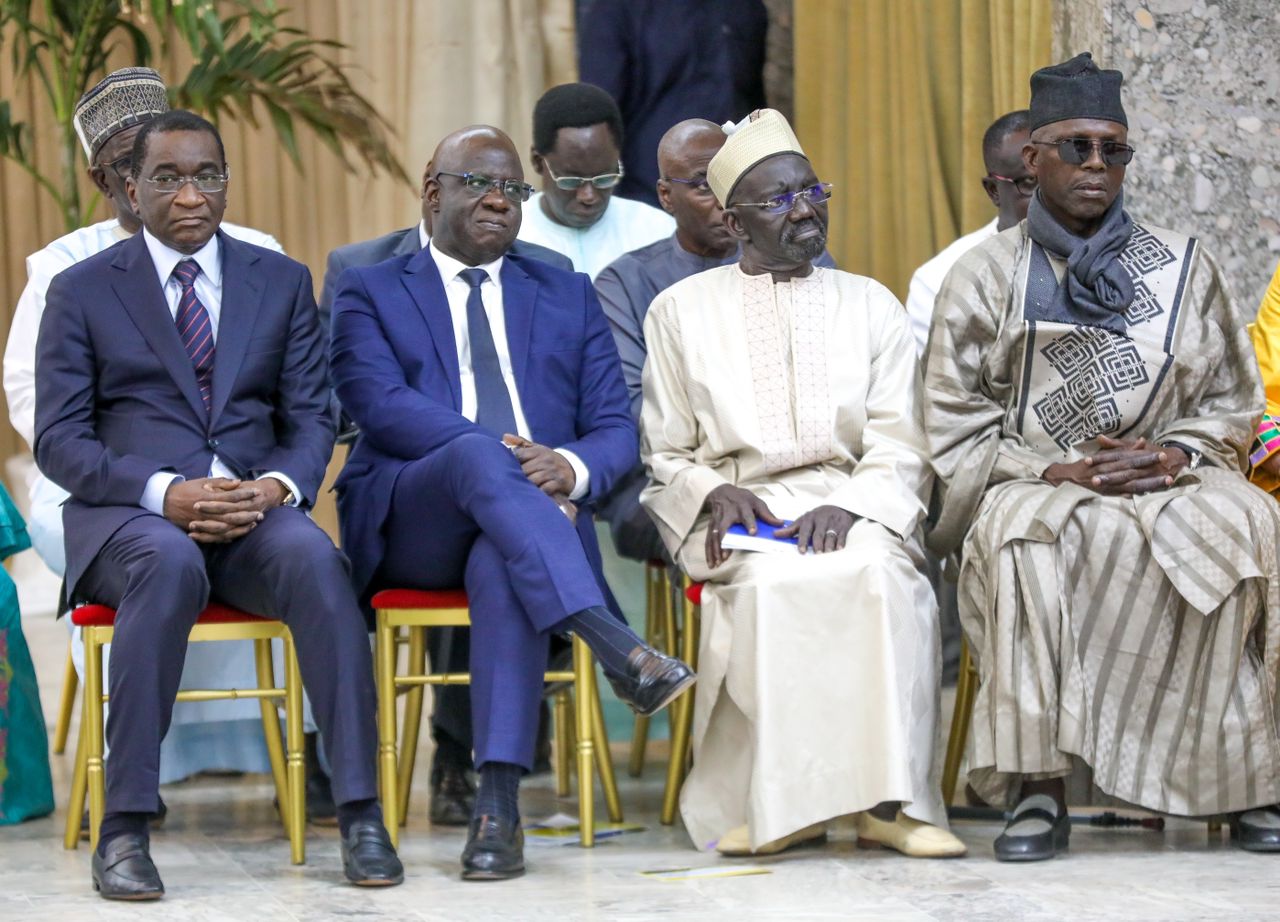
[427,239,589,500]
[516,193,675,280]
[138,229,300,513]
[903,218,1000,357]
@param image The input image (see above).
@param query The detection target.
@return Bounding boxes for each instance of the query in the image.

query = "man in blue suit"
[331,124,694,881]
[35,111,402,899]
[319,161,575,829]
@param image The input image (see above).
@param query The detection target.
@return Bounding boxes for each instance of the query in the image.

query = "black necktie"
[458,268,517,437]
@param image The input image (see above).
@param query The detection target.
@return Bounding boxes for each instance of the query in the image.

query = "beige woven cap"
[707,108,806,206]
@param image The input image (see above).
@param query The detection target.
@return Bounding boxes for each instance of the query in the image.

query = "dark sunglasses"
[1033,138,1135,166]
[987,173,1038,196]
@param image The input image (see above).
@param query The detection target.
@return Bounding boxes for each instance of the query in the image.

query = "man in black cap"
[922,52,1280,861]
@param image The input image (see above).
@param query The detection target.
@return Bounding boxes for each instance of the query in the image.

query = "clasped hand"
[703,484,855,568]
[163,476,287,544]
[1043,435,1188,496]
[503,433,578,522]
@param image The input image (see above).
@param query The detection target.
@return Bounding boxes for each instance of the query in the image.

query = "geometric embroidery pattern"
[1124,278,1164,326]
[1033,326,1149,451]
[1119,224,1177,278]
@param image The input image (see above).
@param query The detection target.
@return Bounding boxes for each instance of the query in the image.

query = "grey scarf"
[1026,188,1135,333]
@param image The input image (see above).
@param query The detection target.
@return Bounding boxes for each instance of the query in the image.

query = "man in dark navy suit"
[319,159,575,828]
[35,111,402,899]
[330,124,694,881]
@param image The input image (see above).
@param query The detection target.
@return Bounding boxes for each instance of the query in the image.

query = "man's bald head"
[657,119,724,177]
[424,124,527,266]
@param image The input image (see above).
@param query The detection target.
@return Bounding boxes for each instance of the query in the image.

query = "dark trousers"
[77,508,378,814]
[378,433,603,771]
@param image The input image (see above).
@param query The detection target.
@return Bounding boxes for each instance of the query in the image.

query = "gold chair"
[656,578,701,826]
[65,602,306,864]
[941,638,979,806]
[628,561,678,777]
[372,588,623,847]
[52,640,78,754]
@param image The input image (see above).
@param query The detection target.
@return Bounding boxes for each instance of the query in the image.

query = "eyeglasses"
[987,173,1038,196]
[665,175,714,195]
[143,172,230,194]
[101,154,133,180]
[435,170,533,203]
[731,182,833,215]
[1032,138,1135,166]
[544,161,624,191]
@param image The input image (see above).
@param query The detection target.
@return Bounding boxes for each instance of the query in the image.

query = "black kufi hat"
[1028,52,1126,131]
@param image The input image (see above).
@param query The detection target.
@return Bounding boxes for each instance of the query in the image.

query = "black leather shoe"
[430,764,476,827]
[91,833,164,901]
[304,733,338,826]
[605,646,695,717]
[993,794,1070,862]
[461,814,525,881]
[1231,806,1280,852]
[341,820,404,887]
[81,797,167,842]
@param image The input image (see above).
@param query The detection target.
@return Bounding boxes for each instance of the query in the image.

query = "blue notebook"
[722,521,798,553]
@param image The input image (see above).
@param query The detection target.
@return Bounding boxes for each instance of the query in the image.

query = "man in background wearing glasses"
[923,53,1280,861]
[517,83,674,279]
[641,108,963,860]
[904,109,1033,358]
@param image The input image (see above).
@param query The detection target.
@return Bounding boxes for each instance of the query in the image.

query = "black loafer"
[430,764,476,827]
[1231,806,1280,852]
[91,833,164,901]
[604,647,696,717]
[341,820,404,887]
[993,794,1070,862]
[461,814,525,881]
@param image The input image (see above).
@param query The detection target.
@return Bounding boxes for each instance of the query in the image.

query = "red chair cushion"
[371,588,470,610]
[685,583,703,606]
[70,601,271,627]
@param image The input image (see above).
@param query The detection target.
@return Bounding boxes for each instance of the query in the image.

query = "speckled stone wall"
[1057,0,1280,307]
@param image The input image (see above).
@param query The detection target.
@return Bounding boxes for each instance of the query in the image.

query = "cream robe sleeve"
[640,290,732,548]
[823,280,931,538]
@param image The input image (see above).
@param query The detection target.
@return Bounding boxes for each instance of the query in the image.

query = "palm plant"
[0,0,409,232]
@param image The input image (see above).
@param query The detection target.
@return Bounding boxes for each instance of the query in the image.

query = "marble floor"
[5,611,1280,921]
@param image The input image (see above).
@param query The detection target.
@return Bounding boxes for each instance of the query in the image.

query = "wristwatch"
[1162,441,1203,472]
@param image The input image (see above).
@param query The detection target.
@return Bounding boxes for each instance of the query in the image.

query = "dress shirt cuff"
[141,472,183,516]
[555,448,590,501]
[261,471,303,507]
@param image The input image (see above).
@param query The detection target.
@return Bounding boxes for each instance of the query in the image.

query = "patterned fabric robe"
[924,220,1280,814]
[641,264,947,850]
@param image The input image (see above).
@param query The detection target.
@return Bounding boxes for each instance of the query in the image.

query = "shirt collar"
[428,240,504,289]
[418,219,430,250]
[143,227,221,289]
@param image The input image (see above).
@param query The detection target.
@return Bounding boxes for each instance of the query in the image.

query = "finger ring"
[711,528,720,534]
[824,529,839,537]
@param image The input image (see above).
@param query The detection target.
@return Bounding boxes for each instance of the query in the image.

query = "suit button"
[207,438,219,450]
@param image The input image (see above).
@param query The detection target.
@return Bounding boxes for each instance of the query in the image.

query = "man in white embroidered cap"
[640,108,963,859]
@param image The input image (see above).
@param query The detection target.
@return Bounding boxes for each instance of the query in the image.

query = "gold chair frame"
[374,598,623,847]
[65,615,306,864]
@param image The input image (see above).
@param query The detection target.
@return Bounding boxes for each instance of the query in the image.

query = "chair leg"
[553,689,572,797]
[572,636,595,847]
[53,641,78,755]
[942,639,977,806]
[83,627,107,853]
[397,626,428,824]
[375,613,401,847]
[253,638,291,833]
[661,585,698,826]
[628,566,660,778]
[64,717,89,849]
[283,633,306,865]
[589,677,624,823]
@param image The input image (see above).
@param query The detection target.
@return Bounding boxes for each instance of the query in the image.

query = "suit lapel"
[402,247,462,410]
[500,258,538,392]
[110,234,207,421]
[209,231,264,426]
[393,226,422,257]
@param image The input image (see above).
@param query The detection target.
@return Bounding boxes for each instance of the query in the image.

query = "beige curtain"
[794,0,1052,300]
[0,0,576,533]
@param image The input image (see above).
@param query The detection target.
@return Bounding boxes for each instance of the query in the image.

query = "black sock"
[473,761,522,823]
[553,605,645,676]
[97,811,148,856]
[337,798,382,838]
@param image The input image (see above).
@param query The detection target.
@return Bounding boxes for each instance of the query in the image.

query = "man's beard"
[780,220,827,262]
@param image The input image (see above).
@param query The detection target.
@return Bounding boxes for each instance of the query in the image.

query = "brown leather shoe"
[605,646,695,717]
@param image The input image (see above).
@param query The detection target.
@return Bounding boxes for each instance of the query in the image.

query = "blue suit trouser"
[377,432,604,770]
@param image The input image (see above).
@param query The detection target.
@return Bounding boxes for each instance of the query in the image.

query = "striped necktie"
[171,259,215,412]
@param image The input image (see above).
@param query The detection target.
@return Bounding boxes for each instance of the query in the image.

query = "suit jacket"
[330,247,636,597]
[35,230,334,599]
[319,225,574,333]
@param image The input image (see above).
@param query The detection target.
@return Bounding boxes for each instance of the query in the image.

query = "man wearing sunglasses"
[924,53,1280,862]
[517,83,674,279]
[641,109,962,860]
[0,68,329,820]
[905,109,1033,358]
